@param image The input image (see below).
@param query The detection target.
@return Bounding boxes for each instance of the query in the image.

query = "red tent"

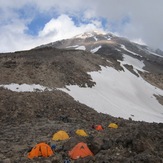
[69,142,93,160]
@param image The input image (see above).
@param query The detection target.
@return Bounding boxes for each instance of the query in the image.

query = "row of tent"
[27,123,118,160]
[52,122,118,141]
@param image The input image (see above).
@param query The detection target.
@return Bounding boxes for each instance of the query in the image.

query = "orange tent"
[68,142,93,160]
[95,125,103,131]
[28,142,53,159]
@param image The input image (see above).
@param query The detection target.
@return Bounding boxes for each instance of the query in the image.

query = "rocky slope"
[0,87,163,162]
[0,87,163,163]
[0,44,163,162]
[0,47,111,88]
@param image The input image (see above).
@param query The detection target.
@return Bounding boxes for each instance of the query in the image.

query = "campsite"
[0,46,162,162]
[1,0,163,162]
[0,88,163,162]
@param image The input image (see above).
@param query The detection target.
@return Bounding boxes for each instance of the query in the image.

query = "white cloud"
[0,14,103,52]
[0,0,163,51]
[38,14,103,43]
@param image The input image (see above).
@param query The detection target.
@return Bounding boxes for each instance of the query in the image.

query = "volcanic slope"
[0,39,163,162]
[36,31,163,122]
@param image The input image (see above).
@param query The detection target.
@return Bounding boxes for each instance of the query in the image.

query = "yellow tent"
[52,130,69,141]
[108,123,118,129]
[76,129,88,137]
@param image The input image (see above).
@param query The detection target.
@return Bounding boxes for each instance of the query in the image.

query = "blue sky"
[0,0,163,52]
[26,14,54,36]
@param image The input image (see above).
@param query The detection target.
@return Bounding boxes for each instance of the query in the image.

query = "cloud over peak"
[0,0,163,52]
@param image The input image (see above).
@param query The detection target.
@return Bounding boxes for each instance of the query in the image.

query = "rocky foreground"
[0,88,163,163]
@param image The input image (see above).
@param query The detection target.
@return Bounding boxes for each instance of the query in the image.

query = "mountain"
[35,30,163,122]
[37,30,163,65]
[0,31,163,162]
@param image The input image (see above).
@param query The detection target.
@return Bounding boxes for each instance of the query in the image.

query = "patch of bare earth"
[154,95,163,106]
[139,71,163,90]
[137,71,163,106]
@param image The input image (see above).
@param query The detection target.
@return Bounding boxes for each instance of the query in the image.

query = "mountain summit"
[37,30,163,61]
[73,30,107,39]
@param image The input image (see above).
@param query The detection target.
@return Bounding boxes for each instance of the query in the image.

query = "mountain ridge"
[35,30,163,59]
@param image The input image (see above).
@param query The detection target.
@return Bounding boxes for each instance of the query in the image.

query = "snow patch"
[91,46,102,53]
[104,35,112,40]
[106,60,112,63]
[60,66,163,123]
[75,46,86,50]
[121,54,146,72]
[94,37,98,41]
[147,50,163,58]
[107,36,111,40]
[0,83,52,92]
[66,45,79,48]
[120,44,142,57]
[116,48,121,52]
[74,32,93,39]
[74,30,106,39]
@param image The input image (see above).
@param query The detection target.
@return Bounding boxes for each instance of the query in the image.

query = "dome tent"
[27,142,53,159]
[76,129,88,137]
[69,142,93,160]
[108,123,118,129]
[92,124,104,131]
[52,130,70,141]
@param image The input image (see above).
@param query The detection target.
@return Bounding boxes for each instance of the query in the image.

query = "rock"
[59,115,71,123]
[101,139,113,150]
[74,156,94,163]
[44,160,52,163]
[130,152,163,163]
[0,153,6,160]
[132,140,145,153]
[87,137,103,155]
[2,159,11,163]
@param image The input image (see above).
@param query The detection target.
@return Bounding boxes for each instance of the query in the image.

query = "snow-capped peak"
[92,30,107,35]
[74,30,106,39]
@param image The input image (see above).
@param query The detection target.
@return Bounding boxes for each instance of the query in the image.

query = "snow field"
[60,66,163,123]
